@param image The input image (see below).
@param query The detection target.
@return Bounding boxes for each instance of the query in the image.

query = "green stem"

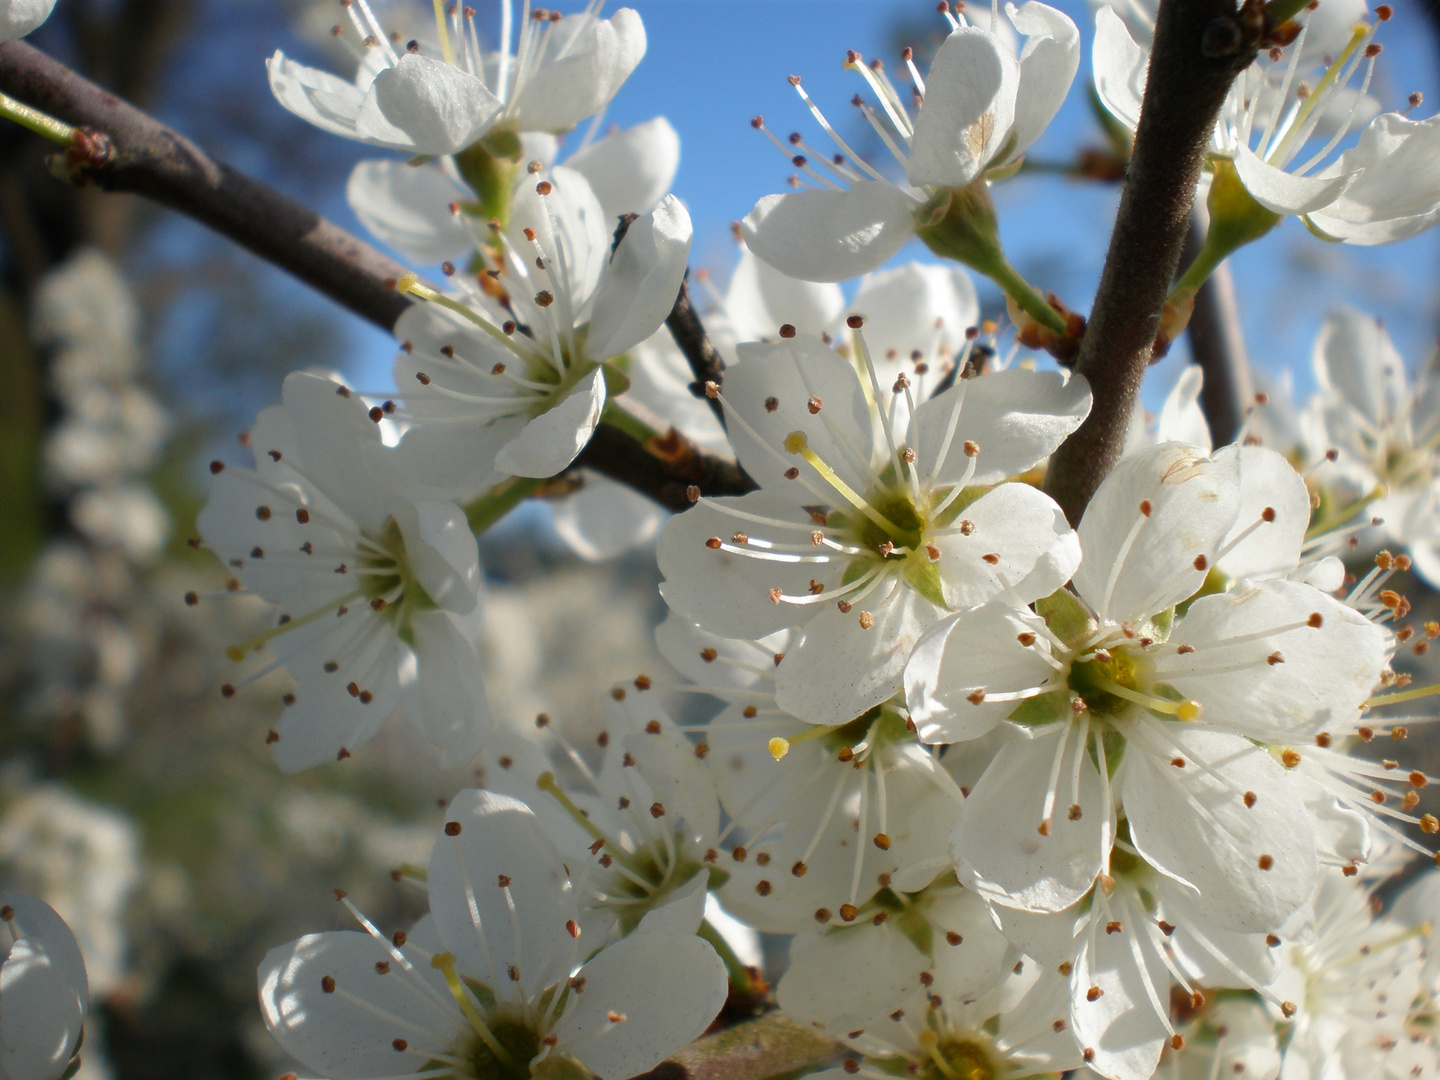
[698,918,761,1000]
[988,256,1067,335]
[0,89,74,144]
[602,400,661,444]
[1167,158,1280,310]
[463,475,545,534]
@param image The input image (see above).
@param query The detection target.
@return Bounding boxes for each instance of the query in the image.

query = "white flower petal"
[509,166,611,311]
[635,872,710,937]
[1306,114,1440,245]
[356,54,503,156]
[778,924,928,1032]
[741,183,918,283]
[266,51,368,143]
[906,26,1020,187]
[585,196,693,361]
[565,117,680,219]
[1071,921,1170,1080]
[277,371,390,533]
[1122,724,1317,933]
[257,930,459,1080]
[953,726,1111,913]
[935,482,1080,608]
[724,248,845,342]
[1091,7,1147,133]
[398,611,490,767]
[911,368,1091,487]
[511,8,647,134]
[1212,444,1309,580]
[390,499,481,614]
[1005,3,1081,162]
[1311,307,1408,429]
[848,262,979,367]
[493,365,606,478]
[0,894,86,1080]
[0,0,54,42]
[657,491,834,640]
[905,601,1058,744]
[773,583,938,724]
[552,473,666,561]
[1233,142,1356,216]
[426,790,579,994]
[722,334,873,494]
[1152,579,1387,741]
[1154,364,1211,451]
[552,933,725,1080]
[1072,442,1241,624]
[346,160,472,263]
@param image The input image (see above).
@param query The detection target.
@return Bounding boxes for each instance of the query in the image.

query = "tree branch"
[0,40,754,515]
[0,39,413,329]
[1183,212,1253,446]
[577,424,756,513]
[1044,0,1259,524]
[666,274,729,429]
[631,1010,842,1080]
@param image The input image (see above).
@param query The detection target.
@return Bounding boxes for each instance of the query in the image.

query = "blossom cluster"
[8,0,1440,1079]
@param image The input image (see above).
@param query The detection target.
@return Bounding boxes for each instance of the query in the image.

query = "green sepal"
[904,556,947,609]
[601,362,632,397]
[1035,587,1094,647]
[1008,689,1069,728]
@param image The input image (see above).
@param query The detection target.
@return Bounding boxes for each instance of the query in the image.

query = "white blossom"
[1094,5,1440,245]
[268,1,644,156]
[906,444,1389,929]
[740,3,1079,281]
[657,325,1088,723]
[197,371,491,771]
[389,168,691,497]
[258,789,727,1080]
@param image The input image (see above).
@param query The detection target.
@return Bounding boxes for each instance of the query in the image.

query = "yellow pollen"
[769,737,791,761]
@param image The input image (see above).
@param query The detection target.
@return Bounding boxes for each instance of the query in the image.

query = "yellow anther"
[768,737,790,761]
[1176,701,1202,721]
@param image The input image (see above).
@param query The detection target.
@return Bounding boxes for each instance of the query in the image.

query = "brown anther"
[1157,920,1176,936]
[1139,500,1152,517]
[1267,651,1284,665]
[1171,757,1186,768]
[858,611,875,630]
[1105,921,1123,934]
[837,600,852,614]
[1068,804,1083,820]
[700,648,718,662]
[815,907,832,923]
[256,505,272,520]
[807,396,823,414]
[778,324,797,339]
[1171,1035,1185,1051]
[444,821,461,836]
[755,879,773,896]
[963,440,979,458]
[840,904,859,921]
[706,537,722,550]
[1177,644,1195,654]
[847,315,864,329]
[1244,791,1258,808]
[1281,1001,1297,1018]
[873,833,891,850]
[1422,815,1440,834]
[1308,612,1324,628]
[982,553,1000,565]
[1193,554,1208,571]
[1258,854,1275,870]
[732,846,747,862]
[1281,749,1301,768]
[769,587,784,604]
[1359,726,1375,741]
[221,684,236,698]
[1086,986,1104,1002]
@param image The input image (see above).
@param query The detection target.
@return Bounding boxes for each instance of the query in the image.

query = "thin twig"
[1183,211,1253,446]
[0,39,412,328]
[576,424,756,513]
[0,40,755,512]
[630,1009,843,1080]
[1044,0,1260,524]
[666,274,729,429]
